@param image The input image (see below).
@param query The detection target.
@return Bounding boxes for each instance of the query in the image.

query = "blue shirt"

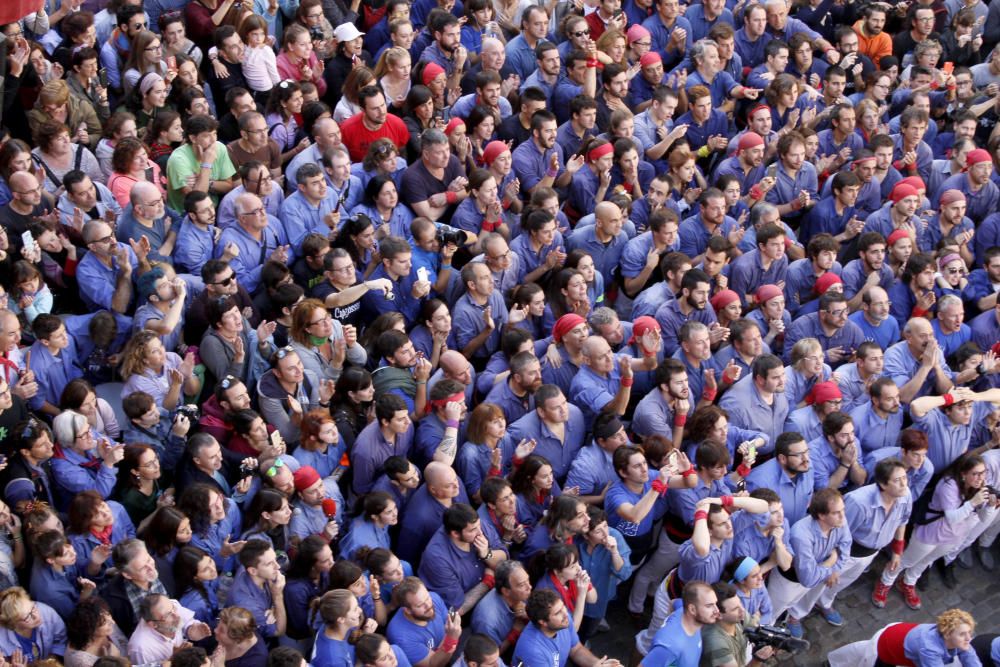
[935,172,1000,225]
[77,242,138,310]
[850,400,904,453]
[504,407,585,484]
[29,561,85,621]
[844,483,912,550]
[339,517,391,560]
[350,421,414,495]
[719,375,790,454]
[566,224,629,286]
[642,14,693,67]
[453,290,508,359]
[471,589,516,646]
[387,591,448,666]
[0,602,66,660]
[864,446,935,503]
[677,533,733,584]
[360,263,423,326]
[678,212,739,260]
[654,300,718,357]
[605,474,667,539]
[397,483,471,563]
[883,340,954,405]
[228,569,279,638]
[745,458,814,525]
[456,438,515,501]
[808,434,861,491]
[788,514,852,588]
[513,621,580,667]
[569,363,625,429]
[904,622,984,667]
[685,68,739,108]
[731,510,793,570]
[729,250,788,306]
[417,527,486,609]
[848,310,901,352]
[782,312,866,368]
[566,444,617,497]
[279,189,340,248]
[214,220,284,295]
[642,599,702,667]
[632,389,675,440]
[785,406,823,444]
[913,401,993,473]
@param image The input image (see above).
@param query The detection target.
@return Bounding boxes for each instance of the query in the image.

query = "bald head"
[129,180,159,206]
[595,201,618,220]
[236,193,264,216]
[440,350,468,377]
[482,37,503,55]
[8,171,37,193]
[424,461,458,500]
[904,317,932,337]
[82,220,113,245]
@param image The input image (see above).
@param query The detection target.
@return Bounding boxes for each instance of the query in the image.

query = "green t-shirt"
[700,623,750,667]
[165,141,236,211]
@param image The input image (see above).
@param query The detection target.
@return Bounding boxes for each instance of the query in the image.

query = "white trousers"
[826,623,893,667]
[766,569,828,621]
[880,536,955,586]
[819,552,878,609]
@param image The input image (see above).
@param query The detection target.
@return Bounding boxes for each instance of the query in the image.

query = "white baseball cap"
[334,23,365,42]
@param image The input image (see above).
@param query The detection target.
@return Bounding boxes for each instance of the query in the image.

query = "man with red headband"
[925,190,975,265]
[934,147,1000,225]
[415,378,467,467]
[862,181,923,244]
[785,380,843,444]
[542,314,591,395]
[713,131,767,198]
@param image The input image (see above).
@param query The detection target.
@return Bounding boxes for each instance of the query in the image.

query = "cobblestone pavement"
[588,551,1000,666]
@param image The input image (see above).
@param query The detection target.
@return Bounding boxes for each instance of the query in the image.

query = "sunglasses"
[274,346,295,360]
[219,375,238,389]
[20,418,41,441]
[265,458,285,477]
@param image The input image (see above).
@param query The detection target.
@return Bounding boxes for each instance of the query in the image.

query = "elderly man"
[117,181,181,265]
[884,318,955,405]
[397,461,470,563]
[77,219,143,313]
[217,160,285,229]
[99,539,171,635]
[215,193,289,295]
[782,291,865,368]
[128,594,211,666]
[570,335,636,427]
[286,118,343,190]
[430,350,476,405]
[932,294,972,358]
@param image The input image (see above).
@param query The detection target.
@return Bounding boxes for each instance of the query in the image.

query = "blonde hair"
[218,607,257,642]
[790,337,822,367]
[38,79,70,108]
[120,330,161,378]
[374,46,411,79]
[937,609,975,636]
[0,588,32,629]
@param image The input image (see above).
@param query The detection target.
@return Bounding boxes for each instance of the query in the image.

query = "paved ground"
[588,550,1000,666]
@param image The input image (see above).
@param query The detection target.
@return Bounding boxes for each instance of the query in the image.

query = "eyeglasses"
[308,315,332,327]
[632,40,652,47]
[74,430,93,441]
[946,267,966,275]
[331,263,355,274]
[305,12,324,18]
[209,274,235,286]
[239,207,266,217]
[244,127,268,135]
[265,458,285,477]
[274,346,295,360]
[826,308,849,317]
[19,604,38,624]
[569,30,589,37]
[785,450,809,458]
[131,22,148,29]
[145,44,162,51]
[488,250,512,261]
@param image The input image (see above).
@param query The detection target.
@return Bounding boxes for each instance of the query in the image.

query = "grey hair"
[138,594,169,622]
[51,410,89,448]
[420,128,448,149]
[679,320,710,343]
[112,538,150,571]
[937,294,963,312]
[749,202,779,227]
[691,39,720,65]
[588,307,619,330]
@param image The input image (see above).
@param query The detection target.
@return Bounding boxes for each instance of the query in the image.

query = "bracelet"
[416,380,427,385]
[505,628,522,645]
[748,184,764,200]
[11,535,21,542]
[439,637,459,653]
[586,58,599,68]
[721,495,734,509]
[445,191,457,205]
[445,419,460,429]
[682,466,697,478]
[651,478,669,496]
[200,163,213,169]
[911,307,929,318]
[319,400,330,407]
[621,377,634,388]
[736,462,752,478]
[891,538,905,556]
[942,393,955,407]
[701,387,718,402]
[694,510,709,522]
[545,167,559,178]
[482,573,496,588]
[372,596,382,601]
[840,461,851,469]
[673,413,687,428]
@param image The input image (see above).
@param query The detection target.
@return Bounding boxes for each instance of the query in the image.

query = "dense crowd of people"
[1,0,1000,664]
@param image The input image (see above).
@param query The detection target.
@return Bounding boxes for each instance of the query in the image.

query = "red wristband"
[482,219,498,232]
[701,387,718,402]
[482,573,496,589]
[586,58,598,68]
[512,456,525,468]
[694,510,709,522]
[445,191,457,205]
[502,198,512,210]
[622,377,634,387]
[439,637,459,653]
[892,538,905,555]
[651,479,669,496]
[721,495,734,509]
[749,184,764,200]
[911,307,929,318]
[505,629,522,645]
[487,466,502,477]
[736,462,752,478]
[673,413,688,428]
[942,393,955,406]
[682,466,697,477]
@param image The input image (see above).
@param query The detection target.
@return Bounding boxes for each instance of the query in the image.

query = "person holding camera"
[700,582,776,667]
[121,391,192,474]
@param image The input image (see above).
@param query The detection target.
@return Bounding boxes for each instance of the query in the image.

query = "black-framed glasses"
[307,314,331,327]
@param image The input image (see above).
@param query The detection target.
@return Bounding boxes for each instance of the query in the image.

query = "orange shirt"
[853,20,892,68]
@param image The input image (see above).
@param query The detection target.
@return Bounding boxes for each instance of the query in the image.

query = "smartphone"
[238,463,254,478]
[98,67,108,87]
[20,231,37,253]
[942,61,954,75]
[166,55,177,71]
[270,429,282,448]
[747,442,756,461]
[417,267,429,283]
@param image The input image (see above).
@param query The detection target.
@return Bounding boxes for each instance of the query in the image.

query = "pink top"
[107,163,166,208]
[276,51,328,97]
